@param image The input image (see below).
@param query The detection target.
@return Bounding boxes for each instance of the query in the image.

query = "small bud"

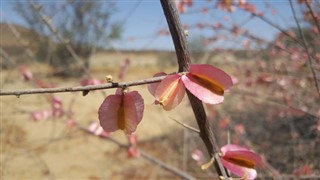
[184,30,189,37]
[105,75,113,82]
[122,87,129,94]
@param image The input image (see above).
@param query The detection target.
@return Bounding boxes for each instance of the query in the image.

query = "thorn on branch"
[82,90,90,96]
[169,117,200,133]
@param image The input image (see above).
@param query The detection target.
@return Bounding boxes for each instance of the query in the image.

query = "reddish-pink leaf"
[123,91,144,134]
[191,149,203,163]
[98,90,144,134]
[147,72,167,97]
[234,124,246,135]
[128,134,138,146]
[94,126,104,136]
[182,74,224,104]
[89,122,99,133]
[51,96,64,117]
[223,150,262,168]
[182,64,233,104]
[155,74,185,111]
[221,144,262,166]
[19,65,33,81]
[127,146,140,158]
[88,122,111,137]
[98,94,122,132]
[189,64,233,90]
[221,158,257,179]
[220,144,262,179]
[66,118,75,129]
[30,110,52,121]
[127,134,140,158]
[118,58,130,81]
[293,165,313,176]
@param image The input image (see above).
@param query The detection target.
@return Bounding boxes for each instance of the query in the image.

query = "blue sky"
[1,0,302,50]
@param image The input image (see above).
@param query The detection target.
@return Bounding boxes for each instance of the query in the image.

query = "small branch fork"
[160,0,229,179]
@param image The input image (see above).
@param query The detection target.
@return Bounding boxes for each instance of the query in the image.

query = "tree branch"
[305,2,320,35]
[77,123,196,180]
[160,0,190,72]
[289,0,320,98]
[170,117,200,133]
[250,12,304,47]
[160,0,229,178]
[0,76,166,97]
[29,0,88,74]
[5,21,35,59]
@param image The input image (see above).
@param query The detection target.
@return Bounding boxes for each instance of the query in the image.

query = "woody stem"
[160,0,229,179]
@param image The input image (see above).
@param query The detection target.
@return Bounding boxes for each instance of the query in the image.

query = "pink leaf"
[128,134,138,146]
[51,96,64,117]
[89,122,99,133]
[155,74,185,111]
[221,159,257,179]
[189,64,233,90]
[127,134,140,158]
[220,144,263,179]
[234,124,246,135]
[98,95,122,132]
[94,126,104,136]
[19,65,33,81]
[191,149,203,163]
[66,118,76,129]
[127,146,140,158]
[118,58,130,81]
[30,110,52,121]
[223,150,262,167]
[293,165,313,176]
[147,72,167,97]
[182,64,233,104]
[98,90,144,134]
[182,74,224,104]
[123,91,144,134]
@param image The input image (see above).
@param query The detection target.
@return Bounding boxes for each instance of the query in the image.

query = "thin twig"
[250,12,304,47]
[233,89,319,119]
[77,123,196,180]
[29,0,88,74]
[305,2,320,35]
[0,75,166,97]
[169,117,200,133]
[160,0,229,178]
[289,0,320,98]
[0,48,16,66]
[5,22,35,59]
